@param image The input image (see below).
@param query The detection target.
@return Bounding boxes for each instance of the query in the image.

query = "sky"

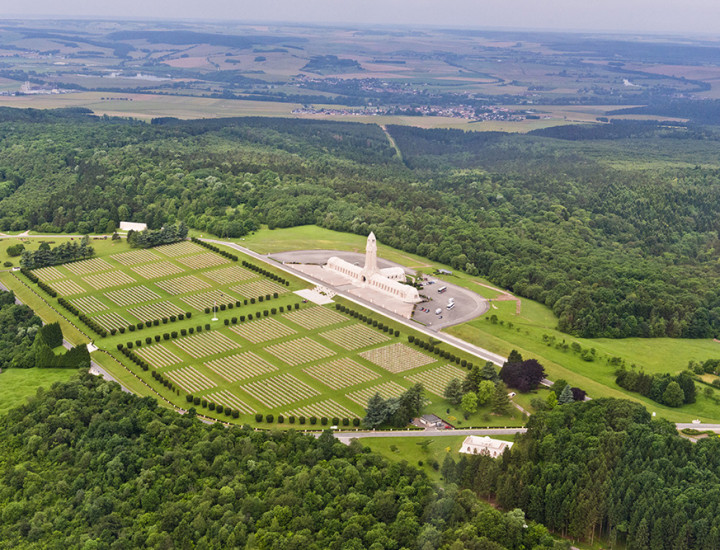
[6,0,720,36]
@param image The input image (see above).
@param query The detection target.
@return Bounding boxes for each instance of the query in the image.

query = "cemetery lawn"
[7,236,521,428]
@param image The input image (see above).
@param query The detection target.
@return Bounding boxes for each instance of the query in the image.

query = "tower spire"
[365,232,378,274]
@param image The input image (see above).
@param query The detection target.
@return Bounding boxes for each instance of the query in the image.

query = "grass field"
[359,433,517,485]
[238,224,720,423]
[4,235,518,428]
[0,368,77,415]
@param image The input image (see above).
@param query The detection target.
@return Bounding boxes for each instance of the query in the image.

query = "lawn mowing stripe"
[283,306,347,330]
[83,270,137,290]
[263,336,335,366]
[346,381,408,407]
[359,343,436,373]
[204,390,255,414]
[136,345,182,368]
[239,373,319,408]
[165,366,216,393]
[319,324,390,351]
[204,351,277,382]
[405,364,467,396]
[130,261,185,279]
[303,357,380,390]
[229,317,297,344]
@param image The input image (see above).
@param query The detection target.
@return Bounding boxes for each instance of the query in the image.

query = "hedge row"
[254,413,360,427]
[407,335,470,368]
[241,260,290,286]
[118,324,211,350]
[191,237,239,261]
[334,303,400,337]
[221,304,300,326]
[185,394,241,419]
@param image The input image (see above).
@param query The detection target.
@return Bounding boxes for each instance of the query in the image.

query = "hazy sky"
[6,0,720,35]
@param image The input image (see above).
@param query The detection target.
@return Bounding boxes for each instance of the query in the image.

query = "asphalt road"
[327,427,527,443]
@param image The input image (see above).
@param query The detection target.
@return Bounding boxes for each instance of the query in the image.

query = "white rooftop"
[459,435,514,457]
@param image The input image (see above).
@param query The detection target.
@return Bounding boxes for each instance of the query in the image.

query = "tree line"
[0,374,569,549]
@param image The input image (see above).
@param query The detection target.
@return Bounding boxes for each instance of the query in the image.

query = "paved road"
[328,427,526,443]
[206,239,507,366]
[676,423,720,431]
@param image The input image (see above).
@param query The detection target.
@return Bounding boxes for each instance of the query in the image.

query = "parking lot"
[412,278,489,331]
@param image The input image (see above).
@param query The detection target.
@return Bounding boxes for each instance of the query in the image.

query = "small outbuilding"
[459,435,513,458]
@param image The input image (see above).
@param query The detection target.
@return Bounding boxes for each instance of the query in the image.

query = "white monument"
[326,232,420,303]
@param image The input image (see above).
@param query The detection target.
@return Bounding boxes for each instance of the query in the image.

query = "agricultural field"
[15,236,511,427]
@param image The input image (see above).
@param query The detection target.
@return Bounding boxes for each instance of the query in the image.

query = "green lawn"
[359,433,518,485]
[447,300,720,422]
[233,224,720,422]
[0,368,77,416]
[14,235,514,429]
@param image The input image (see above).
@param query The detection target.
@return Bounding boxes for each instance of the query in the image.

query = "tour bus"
[447,302,455,310]
[437,286,447,293]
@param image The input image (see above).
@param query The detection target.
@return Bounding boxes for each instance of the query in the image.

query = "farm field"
[13,235,510,427]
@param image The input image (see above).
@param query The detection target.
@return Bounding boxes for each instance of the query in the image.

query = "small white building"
[459,435,513,458]
[119,221,148,232]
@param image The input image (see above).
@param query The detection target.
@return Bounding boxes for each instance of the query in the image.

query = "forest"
[3,109,720,338]
[444,399,720,549]
[0,374,568,550]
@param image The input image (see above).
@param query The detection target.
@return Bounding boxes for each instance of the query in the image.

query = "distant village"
[292,103,528,121]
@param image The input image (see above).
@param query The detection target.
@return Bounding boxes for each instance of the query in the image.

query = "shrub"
[117,343,124,350]
[310,416,317,425]
[289,415,296,424]
[258,296,264,302]
[277,415,284,424]
[196,326,202,332]
[250,298,256,304]
[201,399,207,408]
[162,317,168,324]
[154,335,161,342]
[128,325,136,332]
[163,333,170,340]
[185,394,193,403]
[231,317,237,324]
[216,405,224,414]
[232,410,239,419]
[294,303,300,310]
[220,304,226,311]
[299,416,306,425]
[321,417,328,426]
[145,321,152,328]
[170,315,177,322]
[110,328,117,336]
[171,331,178,338]
[127,342,133,349]
[263,310,269,317]
[224,319,229,326]
[255,413,263,422]
[136,322,143,330]
[408,335,415,343]
[273,292,279,299]
[265,414,274,423]
[204,307,210,314]
[236,301,241,307]
[332,417,340,426]
[135,340,142,347]
[225,408,232,417]
[204,324,210,330]
[145,337,152,344]
[180,329,187,336]
[209,402,215,411]
[342,418,350,426]
[153,319,159,326]
[353,418,360,427]
[193,397,200,406]
[188,327,194,334]
[186,312,192,318]
[271,308,277,315]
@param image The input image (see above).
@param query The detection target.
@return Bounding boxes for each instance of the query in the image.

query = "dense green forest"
[0,374,567,549]
[445,399,720,549]
[3,108,720,338]
[0,290,42,369]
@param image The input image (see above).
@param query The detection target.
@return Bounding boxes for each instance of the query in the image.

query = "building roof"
[459,435,514,457]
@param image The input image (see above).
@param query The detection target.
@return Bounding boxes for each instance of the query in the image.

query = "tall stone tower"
[364,232,378,275]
